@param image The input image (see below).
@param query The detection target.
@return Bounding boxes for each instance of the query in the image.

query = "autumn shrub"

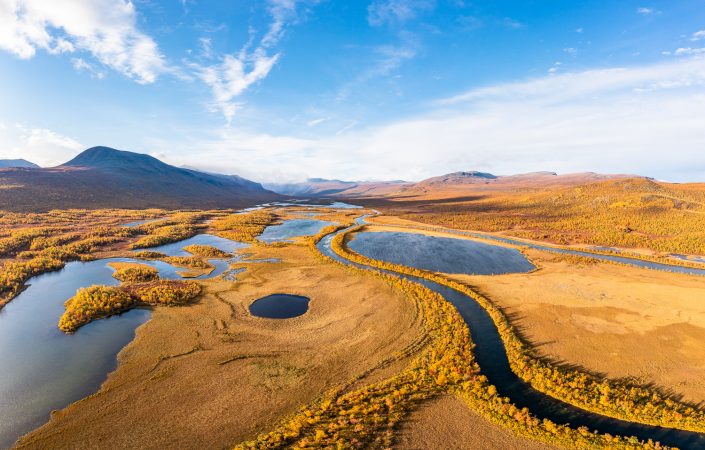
[133,250,167,259]
[112,265,159,282]
[212,210,276,242]
[183,244,230,257]
[163,256,213,269]
[59,286,135,332]
[128,280,202,305]
[0,257,65,305]
[131,224,198,249]
[59,280,201,332]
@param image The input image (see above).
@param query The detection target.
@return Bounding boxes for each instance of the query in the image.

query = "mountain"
[415,170,638,189]
[0,159,39,168]
[264,178,411,197]
[0,146,283,212]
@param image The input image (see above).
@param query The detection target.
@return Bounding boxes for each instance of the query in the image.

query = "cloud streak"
[196,0,305,123]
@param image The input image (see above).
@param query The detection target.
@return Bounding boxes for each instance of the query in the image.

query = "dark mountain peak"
[454,171,497,179]
[63,146,166,171]
[419,170,498,186]
[0,159,39,169]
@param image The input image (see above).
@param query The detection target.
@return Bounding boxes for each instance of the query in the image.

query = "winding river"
[317,216,705,449]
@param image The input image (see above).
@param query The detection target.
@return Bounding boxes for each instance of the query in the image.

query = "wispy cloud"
[691,30,705,42]
[499,17,524,29]
[637,7,658,16]
[0,0,166,83]
[336,32,419,101]
[306,117,328,127]
[367,0,435,27]
[195,0,307,124]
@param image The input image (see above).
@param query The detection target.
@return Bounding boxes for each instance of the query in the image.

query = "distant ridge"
[0,159,39,169]
[264,178,411,197]
[0,146,283,212]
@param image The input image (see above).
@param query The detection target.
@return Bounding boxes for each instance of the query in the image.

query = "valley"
[0,149,704,449]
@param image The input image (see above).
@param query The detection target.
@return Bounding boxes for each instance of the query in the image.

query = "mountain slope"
[0,159,39,168]
[0,147,282,212]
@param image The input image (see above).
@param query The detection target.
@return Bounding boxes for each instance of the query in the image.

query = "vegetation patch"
[109,262,159,282]
[183,244,230,258]
[58,280,201,333]
[131,224,198,249]
[212,210,276,243]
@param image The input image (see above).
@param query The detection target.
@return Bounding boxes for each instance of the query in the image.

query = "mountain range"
[0,146,653,212]
[0,147,282,212]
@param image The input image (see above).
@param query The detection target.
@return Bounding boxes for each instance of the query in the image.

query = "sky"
[1,0,705,182]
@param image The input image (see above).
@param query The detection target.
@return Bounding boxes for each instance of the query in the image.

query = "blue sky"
[1,0,705,182]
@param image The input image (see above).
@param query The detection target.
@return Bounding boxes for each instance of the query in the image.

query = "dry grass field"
[15,238,425,449]
[395,395,559,450]
[457,250,705,406]
[367,216,705,406]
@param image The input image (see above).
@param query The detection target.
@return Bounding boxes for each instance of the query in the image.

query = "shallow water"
[0,259,150,449]
[428,228,705,276]
[317,219,705,449]
[0,233,246,448]
[122,218,165,227]
[249,294,310,319]
[348,231,535,275]
[142,233,248,256]
[258,219,336,243]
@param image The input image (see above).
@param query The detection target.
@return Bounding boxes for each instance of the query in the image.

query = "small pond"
[347,231,535,275]
[249,294,310,319]
[258,219,336,243]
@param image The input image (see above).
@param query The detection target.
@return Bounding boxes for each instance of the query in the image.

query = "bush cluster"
[59,280,201,332]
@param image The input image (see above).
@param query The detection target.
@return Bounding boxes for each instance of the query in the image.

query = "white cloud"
[198,52,280,124]
[196,0,305,123]
[0,123,83,166]
[663,47,705,57]
[71,57,106,79]
[690,30,705,42]
[563,47,577,56]
[0,0,166,83]
[169,56,705,183]
[637,7,657,15]
[367,0,435,27]
[306,117,328,127]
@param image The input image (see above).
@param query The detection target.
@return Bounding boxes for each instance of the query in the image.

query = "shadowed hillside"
[0,159,38,169]
[0,147,283,212]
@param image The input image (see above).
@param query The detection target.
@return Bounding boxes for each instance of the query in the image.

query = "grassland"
[4,204,703,449]
[357,177,705,257]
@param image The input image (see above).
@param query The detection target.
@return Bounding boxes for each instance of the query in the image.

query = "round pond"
[249,294,310,319]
